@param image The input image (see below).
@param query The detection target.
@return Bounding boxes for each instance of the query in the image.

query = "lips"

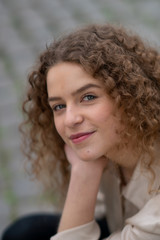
[69,131,95,144]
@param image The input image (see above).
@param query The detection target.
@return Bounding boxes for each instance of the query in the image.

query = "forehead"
[47,62,93,81]
[47,62,104,94]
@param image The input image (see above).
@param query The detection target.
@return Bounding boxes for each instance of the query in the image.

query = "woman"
[3,24,160,240]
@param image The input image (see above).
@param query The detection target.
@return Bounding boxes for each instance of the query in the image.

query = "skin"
[47,62,122,162]
[46,62,139,232]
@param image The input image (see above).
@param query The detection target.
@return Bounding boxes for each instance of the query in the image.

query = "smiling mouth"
[69,131,95,144]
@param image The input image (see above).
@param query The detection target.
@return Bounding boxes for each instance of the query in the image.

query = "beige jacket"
[51,159,160,240]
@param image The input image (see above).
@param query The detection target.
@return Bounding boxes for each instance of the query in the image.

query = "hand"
[64,144,108,174]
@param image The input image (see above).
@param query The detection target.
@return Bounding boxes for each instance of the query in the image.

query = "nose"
[64,105,84,128]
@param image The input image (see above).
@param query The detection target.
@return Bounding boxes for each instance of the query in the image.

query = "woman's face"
[47,62,122,161]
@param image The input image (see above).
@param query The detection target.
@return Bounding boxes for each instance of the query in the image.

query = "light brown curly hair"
[21,23,160,197]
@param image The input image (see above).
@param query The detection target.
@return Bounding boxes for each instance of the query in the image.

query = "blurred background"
[0,0,160,236]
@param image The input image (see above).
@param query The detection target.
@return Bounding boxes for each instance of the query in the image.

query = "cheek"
[94,101,114,124]
[101,114,121,137]
[95,109,112,126]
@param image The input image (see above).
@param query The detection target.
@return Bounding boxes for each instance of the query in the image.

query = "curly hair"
[21,23,160,197]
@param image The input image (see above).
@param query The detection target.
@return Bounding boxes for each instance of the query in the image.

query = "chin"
[77,148,103,162]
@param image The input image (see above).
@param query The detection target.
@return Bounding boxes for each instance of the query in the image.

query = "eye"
[52,104,66,112]
[82,94,97,101]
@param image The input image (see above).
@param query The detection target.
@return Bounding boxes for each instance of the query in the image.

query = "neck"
[106,142,142,184]
[118,165,135,185]
[108,144,140,169]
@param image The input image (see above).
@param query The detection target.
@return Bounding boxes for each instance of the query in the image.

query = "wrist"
[71,163,103,181]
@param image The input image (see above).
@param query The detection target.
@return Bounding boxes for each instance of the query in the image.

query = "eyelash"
[81,94,97,102]
[52,104,66,112]
[52,94,97,112]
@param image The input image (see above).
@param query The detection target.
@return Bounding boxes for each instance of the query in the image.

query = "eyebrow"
[48,83,101,102]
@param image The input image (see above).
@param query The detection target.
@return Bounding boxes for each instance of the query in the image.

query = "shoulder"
[126,194,160,234]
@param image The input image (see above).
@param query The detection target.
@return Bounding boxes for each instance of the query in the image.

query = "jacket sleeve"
[50,194,160,240]
[50,220,100,240]
[106,194,160,240]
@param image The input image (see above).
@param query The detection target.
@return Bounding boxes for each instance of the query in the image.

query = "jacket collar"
[122,158,160,209]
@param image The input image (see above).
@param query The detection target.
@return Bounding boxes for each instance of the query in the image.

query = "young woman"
[3,24,160,240]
